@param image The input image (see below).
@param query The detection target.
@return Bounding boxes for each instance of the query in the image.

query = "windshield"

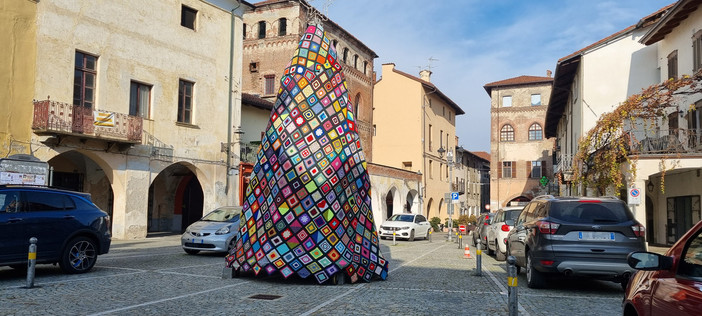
[388,214,414,222]
[202,208,241,222]
[506,210,522,221]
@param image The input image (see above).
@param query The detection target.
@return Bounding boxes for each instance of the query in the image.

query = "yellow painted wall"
[0,0,37,156]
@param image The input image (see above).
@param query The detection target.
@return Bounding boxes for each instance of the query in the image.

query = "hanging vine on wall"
[573,70,702,195]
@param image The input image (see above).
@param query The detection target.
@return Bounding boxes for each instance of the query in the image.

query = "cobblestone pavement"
[0,233,628,315]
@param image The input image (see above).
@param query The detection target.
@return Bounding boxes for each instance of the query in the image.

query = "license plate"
[191,238,202,243]
[578,232,615,241]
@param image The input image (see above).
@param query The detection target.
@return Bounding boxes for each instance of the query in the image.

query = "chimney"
[547,70,552,77]
[419,69,432,82]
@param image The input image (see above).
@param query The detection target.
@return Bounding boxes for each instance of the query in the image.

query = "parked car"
[181,206,242,255]
[0,185,112,274]
[506,195,645,289]
[486,206,524,261]
[379,213,431,241]
[623,220,702,316]
[472,212,495,250]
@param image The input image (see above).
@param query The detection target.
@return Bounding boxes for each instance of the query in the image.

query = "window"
[529,161,542,178]
[129,81,151,118]
[668,50,678,80]
[353,55,358,69]
[258,21,266,39]
[531,94,541,106]
[440,130,443,148]
[429,160,433,179]
[343,48,349,63]
[694,30,702,72]
[264,75,275,95]
[27,192,76,212]
[528,123,543,140]
[332,40,338,49]
[678,228,702,278]
[428,124,433,151]
[0,191,21,213]
[363,61,368,75]
[500,124,514,142]
[73,51,97,108]
[178,79,193,124]
[278,18,287,36]
[243,24,247,39]
[498,161,516,178]
[502,96,512,107]
[181,5,197,30]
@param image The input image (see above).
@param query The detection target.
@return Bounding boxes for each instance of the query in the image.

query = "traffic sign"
[451,192,459,201]
[459,225,466,233]
[628,187,641,205]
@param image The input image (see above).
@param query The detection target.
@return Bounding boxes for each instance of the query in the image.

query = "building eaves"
[390,67,465,115]
[641,0,699,45]
[242,93,275,111]
[483,75,553,96]
[544,3,672,138]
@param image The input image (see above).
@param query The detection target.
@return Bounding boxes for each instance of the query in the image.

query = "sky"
[310,0,674,152]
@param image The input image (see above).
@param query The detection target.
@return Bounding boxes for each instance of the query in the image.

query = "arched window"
[500,124,514,142]
[257,21,266,39]
[363,61,368,75]
[278,18,287,36]
[354,55,358,69]
[528,123,543,140]
[343,48,349,63]
[242,23,247,39]
[332,40,338,49]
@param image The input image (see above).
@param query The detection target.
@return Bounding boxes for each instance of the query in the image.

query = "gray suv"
[506,195,645,289]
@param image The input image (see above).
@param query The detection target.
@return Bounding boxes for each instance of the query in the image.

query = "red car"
[622,220,702,316]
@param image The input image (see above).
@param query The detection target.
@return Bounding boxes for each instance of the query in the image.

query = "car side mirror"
[505,219,515,226]
[627,251,673,270]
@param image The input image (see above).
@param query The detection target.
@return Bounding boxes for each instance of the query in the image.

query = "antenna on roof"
[426,57,439,71]
[302,0,334,26]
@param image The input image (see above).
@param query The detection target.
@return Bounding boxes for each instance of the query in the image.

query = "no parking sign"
[628,187,641,205]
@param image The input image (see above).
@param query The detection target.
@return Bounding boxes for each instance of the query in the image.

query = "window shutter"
[527,161,532,178]
[497,162,502,179]
[512,161,516,178]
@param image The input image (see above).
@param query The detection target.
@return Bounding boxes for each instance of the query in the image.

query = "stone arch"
[354,92,362,120]
[438,198,444,218]
[505,195,530,207]
[47,150,115,229]
[384,187,401,219]
[147,161,205,233]
[405,189,419,214]
[426,198,434,219]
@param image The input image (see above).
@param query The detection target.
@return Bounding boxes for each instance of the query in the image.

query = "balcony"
[554,153,574,175]
[627,128,702,155]
[451,180,466,195]
[32,99,142,144]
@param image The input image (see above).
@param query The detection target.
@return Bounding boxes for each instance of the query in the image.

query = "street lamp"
[437,146,445,158]
[447,150,453,241]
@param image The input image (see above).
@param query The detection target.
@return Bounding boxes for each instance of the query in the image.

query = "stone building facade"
[484,75,555,210]
[2,0,251,239]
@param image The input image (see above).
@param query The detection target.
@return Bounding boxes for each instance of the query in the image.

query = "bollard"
[26,237,37,289]
[454,232,459,243]
[472,242,482,276]
[429,230,432,243]
[392,231,396,246]
[507,256,518,316]
[458,234,462,249]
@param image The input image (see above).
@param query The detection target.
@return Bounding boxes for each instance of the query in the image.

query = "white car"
[486,206,524,261]
[379,213,431,241]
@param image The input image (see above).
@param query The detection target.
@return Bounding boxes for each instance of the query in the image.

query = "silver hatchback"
[181,206,242,255]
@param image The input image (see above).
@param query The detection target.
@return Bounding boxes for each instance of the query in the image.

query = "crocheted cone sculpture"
[225,25,388,284]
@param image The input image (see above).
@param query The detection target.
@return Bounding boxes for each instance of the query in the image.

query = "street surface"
[0,232,627,315]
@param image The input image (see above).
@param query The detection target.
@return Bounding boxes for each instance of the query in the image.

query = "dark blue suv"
[0,185,111,273]
[506,195,645,289]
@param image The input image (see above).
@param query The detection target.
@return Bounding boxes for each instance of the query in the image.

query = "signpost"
[628,187,641,205]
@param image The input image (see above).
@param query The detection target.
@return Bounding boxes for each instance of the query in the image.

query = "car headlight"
[216,225,231,235]
[401,226,410,230]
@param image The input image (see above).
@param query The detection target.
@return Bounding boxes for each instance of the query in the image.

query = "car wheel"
[526,251,545,289]
[408,230,415,242]
[425,229,430,240]
[495,240,506,261]
[59,236,98,274]
[184,248,200,255]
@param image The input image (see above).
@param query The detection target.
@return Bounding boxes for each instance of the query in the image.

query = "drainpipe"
[226,0,242,198]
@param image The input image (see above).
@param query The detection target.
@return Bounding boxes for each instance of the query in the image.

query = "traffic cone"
[463,245,472,259]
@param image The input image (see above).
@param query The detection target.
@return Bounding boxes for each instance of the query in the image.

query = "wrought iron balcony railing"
[32,99,142,143]
[554,153,574,175]
[240,142,260,164]
[627,128,702,155]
